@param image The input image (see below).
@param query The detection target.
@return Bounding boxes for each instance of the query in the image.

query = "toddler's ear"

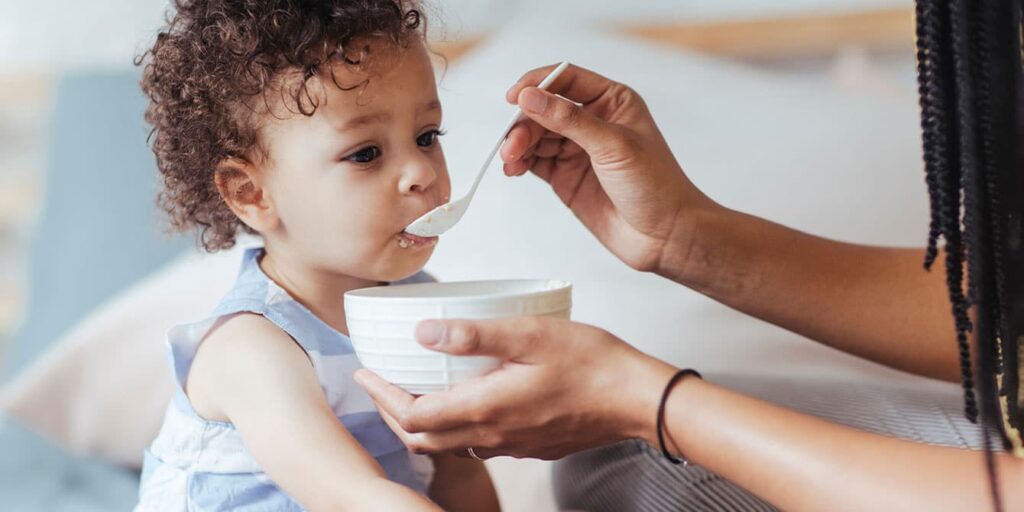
[214,157,278,232]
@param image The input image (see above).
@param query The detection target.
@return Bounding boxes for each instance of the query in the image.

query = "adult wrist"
[618,351,679,445]
[656,201,740,296]
[636,362,705,459]
[656,368,703,464]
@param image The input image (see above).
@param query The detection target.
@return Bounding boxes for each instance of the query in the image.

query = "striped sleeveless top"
[136,247,433,511]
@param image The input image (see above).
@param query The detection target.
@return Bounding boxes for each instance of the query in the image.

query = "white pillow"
[0,243,249,468]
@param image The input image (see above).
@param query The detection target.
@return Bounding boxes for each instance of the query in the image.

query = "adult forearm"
[640,376,1022,511]
[659,205,960,380]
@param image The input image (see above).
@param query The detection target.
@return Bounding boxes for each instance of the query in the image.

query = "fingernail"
[500,140,516,161]
[416,320,447,347]
[521,88,548,114]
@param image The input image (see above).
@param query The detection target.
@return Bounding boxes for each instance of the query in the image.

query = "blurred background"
[0,1,937,511]
[0,0,920,354]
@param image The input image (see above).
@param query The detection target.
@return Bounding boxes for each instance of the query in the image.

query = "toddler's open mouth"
[397,231,438,249]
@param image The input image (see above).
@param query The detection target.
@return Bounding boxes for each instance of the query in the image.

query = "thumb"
[414,317,554,363]
[517,87,624,160]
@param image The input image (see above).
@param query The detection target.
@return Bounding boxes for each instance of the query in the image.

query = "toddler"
[134,1,499,510]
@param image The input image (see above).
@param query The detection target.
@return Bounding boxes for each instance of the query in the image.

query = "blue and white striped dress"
[136,248,434,511]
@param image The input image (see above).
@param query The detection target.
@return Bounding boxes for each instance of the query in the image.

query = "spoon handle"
[465,61,571,198]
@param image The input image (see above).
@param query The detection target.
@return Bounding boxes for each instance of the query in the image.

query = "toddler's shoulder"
[187,312,314,421]
[200,312,303,361]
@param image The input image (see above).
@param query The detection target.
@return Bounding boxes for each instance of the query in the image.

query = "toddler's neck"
[257,248,379,336]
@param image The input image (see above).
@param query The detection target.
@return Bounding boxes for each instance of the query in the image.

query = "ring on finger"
[467,447,486,461]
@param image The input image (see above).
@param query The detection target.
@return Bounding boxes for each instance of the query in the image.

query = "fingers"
[505,63,639,168]
[503,123,586,179]
[504,141,586,183]
[503,158,535,177]
[376,401,513,458]
[456,447,503,460]
[501,121,547,163]
[415,317,555,363]
[353,369,417,422]
[356,368,500,433]
[515,87,624,160]
[353,369,488,435]
[375,407,465,455]
[533,138,564,158]
[360,375,514,457]
[506,63,620,108]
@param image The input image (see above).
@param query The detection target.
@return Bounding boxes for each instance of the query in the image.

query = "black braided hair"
[915,1,1024,511]
[916,0,979,424]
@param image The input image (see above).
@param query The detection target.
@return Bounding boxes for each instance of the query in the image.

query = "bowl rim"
[344,278,572,304]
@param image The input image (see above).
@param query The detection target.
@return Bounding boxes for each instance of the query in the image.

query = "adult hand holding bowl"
[345,279,572,394]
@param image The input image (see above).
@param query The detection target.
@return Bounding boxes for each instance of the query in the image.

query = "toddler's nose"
[399,158,438,195]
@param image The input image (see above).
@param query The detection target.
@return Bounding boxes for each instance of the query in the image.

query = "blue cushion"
[0,70,192,510]
[4,70,189,378]
[0,415,139,511]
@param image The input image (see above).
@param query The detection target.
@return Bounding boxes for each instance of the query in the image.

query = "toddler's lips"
[398,231,438,248]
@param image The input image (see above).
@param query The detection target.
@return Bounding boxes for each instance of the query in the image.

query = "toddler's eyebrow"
[334,99,441,132]
[420,100,441,115]
[336,112,389,132]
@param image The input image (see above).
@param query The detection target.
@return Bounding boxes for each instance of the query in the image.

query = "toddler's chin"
[379,248,434,283]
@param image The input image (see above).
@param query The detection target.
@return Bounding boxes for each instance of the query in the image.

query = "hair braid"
[916,0,980,423]
[916,1,1024,510]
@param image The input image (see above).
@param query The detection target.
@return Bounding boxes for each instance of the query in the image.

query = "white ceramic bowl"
[345,279,572,394]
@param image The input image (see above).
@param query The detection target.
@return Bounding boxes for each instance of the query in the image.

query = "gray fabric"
[3,70,188,380]
[553,374,986,511]
[555,440,775,512]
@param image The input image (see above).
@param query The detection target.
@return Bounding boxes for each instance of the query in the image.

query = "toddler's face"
[258,38,450,282]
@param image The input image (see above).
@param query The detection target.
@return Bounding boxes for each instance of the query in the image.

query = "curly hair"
[137,0,425,251]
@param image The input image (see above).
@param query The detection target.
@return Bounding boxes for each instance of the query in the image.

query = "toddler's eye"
[344,146,381,164]
[417,129,446,148]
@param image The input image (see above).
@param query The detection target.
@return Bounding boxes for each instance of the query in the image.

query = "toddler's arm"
[187,313,442,511]
[429,454,501,511]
